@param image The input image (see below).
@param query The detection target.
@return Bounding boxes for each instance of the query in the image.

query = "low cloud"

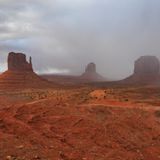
[0,0,160,79]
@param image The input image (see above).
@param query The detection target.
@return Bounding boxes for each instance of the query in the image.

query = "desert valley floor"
[0,84,160,160]
[1,0,160,159]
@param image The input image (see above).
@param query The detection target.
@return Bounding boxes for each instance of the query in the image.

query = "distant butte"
[80,62,106,82]
[85,63,96,73]
[0,52,54,89]
[134,56,160,75]
[41,62,106,84]
[123,55,160,84]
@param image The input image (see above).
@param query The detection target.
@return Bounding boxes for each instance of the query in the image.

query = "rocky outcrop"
[42,63,106,84]
[134,56,160,75]
[8,52,33,72]
[80,62,106,82]
[0,52,55,89]
[85,63,96,73]
[123,56,160,84]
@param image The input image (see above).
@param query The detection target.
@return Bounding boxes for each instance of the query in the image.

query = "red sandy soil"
[0,86,160,160]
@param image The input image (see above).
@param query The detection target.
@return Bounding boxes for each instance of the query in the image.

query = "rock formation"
[8,52,33,72]
[80,62,106,82]
[0,52,54,89]
[123,56,160,84]
[85,63,96,73]
[134,56,160,75]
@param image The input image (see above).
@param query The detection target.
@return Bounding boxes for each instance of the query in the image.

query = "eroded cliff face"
[134,56,160,75]
[123,56,160,84]
[8,52,33,72]
[85,63,96,73]
[81,62,106,82]
[0,52,54,89]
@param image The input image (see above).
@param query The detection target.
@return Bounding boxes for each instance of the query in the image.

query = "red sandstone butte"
[80,62,106,82]
[134,56,160,75]
[123,56,160,84]
[8,52,33,72]
[0,52,54,89]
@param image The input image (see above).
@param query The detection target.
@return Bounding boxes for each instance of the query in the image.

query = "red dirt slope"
[0,95,160,160]
[0,71,55,89]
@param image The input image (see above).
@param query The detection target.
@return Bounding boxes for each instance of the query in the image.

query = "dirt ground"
[0,85,160,160]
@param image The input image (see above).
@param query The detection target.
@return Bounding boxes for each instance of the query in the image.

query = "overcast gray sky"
[0,0,160,79]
